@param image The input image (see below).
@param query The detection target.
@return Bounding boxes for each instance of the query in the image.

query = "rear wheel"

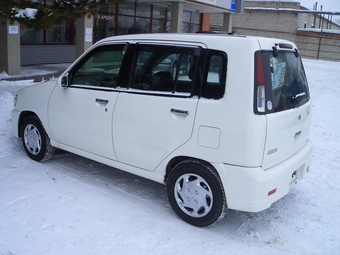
[167,160,227,227]
[21,116,55,162]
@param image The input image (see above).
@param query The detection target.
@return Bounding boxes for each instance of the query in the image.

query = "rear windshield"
[255,50,310,114]
[270,51,310,111]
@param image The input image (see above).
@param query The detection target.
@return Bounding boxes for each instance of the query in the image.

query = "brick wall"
[296,30,340,61]
[232,10,299,42]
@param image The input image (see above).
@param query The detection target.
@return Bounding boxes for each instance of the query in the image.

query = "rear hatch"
[254,44,311,170]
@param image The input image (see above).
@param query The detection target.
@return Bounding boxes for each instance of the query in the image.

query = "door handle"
[294,131,301,139]
[95,98,109,104]
[171,108,190,116]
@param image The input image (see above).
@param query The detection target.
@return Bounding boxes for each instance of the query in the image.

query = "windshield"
[269,51,310,112]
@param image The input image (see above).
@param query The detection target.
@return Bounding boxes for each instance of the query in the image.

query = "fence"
[296,29,340,62]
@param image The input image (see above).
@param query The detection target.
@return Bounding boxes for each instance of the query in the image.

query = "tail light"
[257,85,265,112]
[256,53,265,113]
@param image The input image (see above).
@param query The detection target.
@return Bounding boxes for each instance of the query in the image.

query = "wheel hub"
[24,124,42,155]
[174,173,213,218]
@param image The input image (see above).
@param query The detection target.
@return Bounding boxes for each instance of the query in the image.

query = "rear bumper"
[214,140,313,212]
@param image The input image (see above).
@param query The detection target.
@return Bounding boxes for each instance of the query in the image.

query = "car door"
[259,50,312,170]
[48,43,128,160]
[113,43,202,171]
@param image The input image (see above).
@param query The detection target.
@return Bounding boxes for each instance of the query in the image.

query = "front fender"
[13,80,58,141]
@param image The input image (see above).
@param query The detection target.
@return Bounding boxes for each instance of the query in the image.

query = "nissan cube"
[12,33,312,227]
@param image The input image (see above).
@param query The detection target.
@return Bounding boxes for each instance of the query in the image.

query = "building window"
[20,23,75,45]
[95,8,116,40]
[152,5,168,32]
[20,2,202,44]
[182,11,201,33]
[117,3,152,35]
[20,25,44,44]
[20,0,76,45]
[46,23,72,44]
[95,3,200,42]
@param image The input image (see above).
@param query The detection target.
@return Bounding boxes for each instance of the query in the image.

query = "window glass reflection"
[136,3,151,17]
[46,23,71,44]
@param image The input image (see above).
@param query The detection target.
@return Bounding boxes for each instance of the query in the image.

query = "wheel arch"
[165,156,228,226]
[17,111,39,138]
[164,156,221,184]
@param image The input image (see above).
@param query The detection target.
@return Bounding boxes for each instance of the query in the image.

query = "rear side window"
[254,50,310,114]
[129,44,200,96]
[201,50,227,100]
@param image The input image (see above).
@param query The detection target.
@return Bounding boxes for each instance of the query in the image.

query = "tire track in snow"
[0,229,103,255]
[49,156,180,226]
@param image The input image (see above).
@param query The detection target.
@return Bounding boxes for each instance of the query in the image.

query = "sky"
[298,0,340,11]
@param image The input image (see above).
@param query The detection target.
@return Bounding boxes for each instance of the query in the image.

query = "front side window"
[129,44,199,95]
[70,44,127,88]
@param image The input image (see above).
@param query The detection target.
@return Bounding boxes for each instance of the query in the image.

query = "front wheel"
[167,160,227,227]
[21,116,55,162]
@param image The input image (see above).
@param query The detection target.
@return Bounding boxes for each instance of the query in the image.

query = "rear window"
[254,50,310,114]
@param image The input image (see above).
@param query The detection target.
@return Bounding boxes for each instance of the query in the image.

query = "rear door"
[256,50,312,169]
[113,43,202,171]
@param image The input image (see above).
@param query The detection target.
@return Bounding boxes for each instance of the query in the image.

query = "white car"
[12,33,312,227]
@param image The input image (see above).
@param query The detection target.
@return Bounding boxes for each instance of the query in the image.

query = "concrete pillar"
[76,15,94,58]
[223,13,233,33]
[170,2,184,33]
[0,21,21,75]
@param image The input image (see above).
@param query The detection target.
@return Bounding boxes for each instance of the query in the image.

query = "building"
[0,0,244,75]
[210,0,340,61]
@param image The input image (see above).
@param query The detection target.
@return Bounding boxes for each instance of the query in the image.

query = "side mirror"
[61,75,68,88]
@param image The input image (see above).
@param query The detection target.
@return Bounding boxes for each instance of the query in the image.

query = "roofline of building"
[243,7,340,15]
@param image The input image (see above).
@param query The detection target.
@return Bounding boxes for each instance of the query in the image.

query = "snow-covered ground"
[0,59,339,255]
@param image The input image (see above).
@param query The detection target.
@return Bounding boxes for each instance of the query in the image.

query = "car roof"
[97,33,297,52]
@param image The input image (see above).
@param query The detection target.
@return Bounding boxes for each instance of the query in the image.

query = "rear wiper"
[282,92,307,110]
[293,92,306,101]
[288,92,307,108]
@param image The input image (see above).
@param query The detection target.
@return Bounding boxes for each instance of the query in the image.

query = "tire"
[167,160,227,227]
[21,116,55,162]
